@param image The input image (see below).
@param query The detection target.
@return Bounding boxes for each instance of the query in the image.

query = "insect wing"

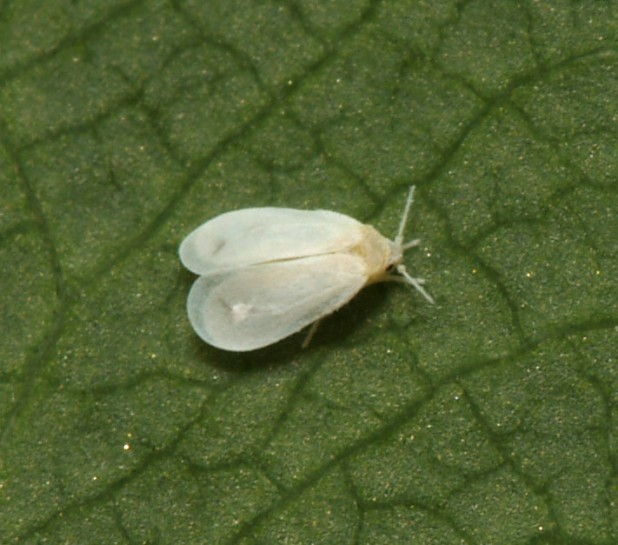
[179,207,362,275]
[187,254,368,351]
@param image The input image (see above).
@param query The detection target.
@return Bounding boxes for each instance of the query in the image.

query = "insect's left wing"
[187,254,368,351]
[179,208,363,275]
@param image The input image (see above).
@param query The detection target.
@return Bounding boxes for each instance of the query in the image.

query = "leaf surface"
[1,1,617,543]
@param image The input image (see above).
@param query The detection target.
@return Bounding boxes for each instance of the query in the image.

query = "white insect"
[179,186,433,352]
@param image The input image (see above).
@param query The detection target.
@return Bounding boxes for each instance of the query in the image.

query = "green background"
[1,0,617,543]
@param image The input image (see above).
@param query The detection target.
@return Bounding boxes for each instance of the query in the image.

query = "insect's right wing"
[186,254,368,351]
[179,207,363,275]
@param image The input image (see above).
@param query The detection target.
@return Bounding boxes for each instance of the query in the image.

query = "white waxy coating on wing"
[179,208,363,275]
[186,254,368,351]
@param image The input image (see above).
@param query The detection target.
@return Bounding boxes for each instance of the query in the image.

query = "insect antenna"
[394,185,435,304]
[394,185,416,247]
[396,264,435,303]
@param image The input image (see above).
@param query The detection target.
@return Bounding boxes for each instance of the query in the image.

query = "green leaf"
[1,0,617,543]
